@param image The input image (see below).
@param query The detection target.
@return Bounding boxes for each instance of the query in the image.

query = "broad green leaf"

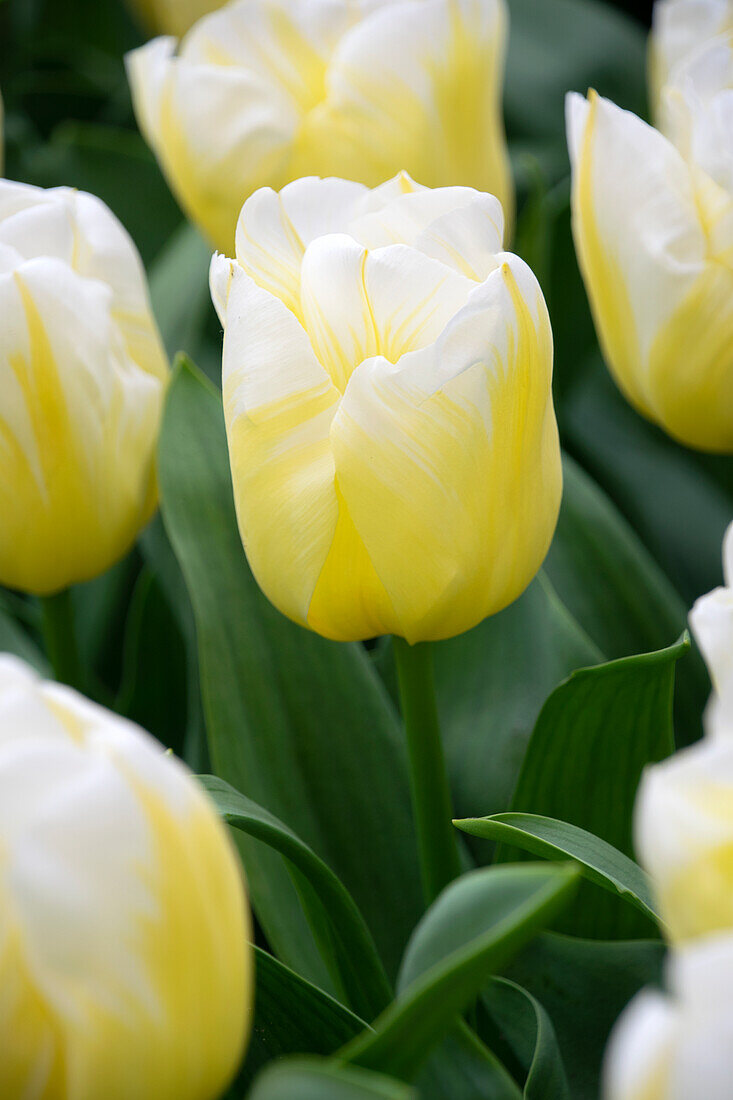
[117,566,188,756]
[501,638,686,937]
[456,814,658,928]
[417,1028,522,1100]
[503,934,665,1100]
[563,361,733,613]
[240,948,366,1090]
[248,1059,415,1100]
[546,455,708,745]
[433,571,602,846]
[202,775,391,1021]
[482,978,570,1100]
[342,864,580,1080]
[148,222,221,382]
[157,359,422,992]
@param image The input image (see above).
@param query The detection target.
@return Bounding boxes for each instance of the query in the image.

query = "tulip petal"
[234,177,366,315]
[604,989,674,1100]
[349,185,504,278]
[324,255,560,642]
[217,261,342,628]
[567,90,733,451]
[300,0,513,218]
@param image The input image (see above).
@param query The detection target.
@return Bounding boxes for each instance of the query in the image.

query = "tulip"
[635,736,733,942]
[0,654,251,1100]
[128,0,227,37]
[566,86,733,452]
[689,520,733,739]
[649,0,733,120]
[0,179,168,594]
[210,173,561,645]
[126,0,513,254]
[604,934,733,1100]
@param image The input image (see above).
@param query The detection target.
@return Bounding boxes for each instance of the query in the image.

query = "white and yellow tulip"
[210,173,561,644]
[0,655,252,1100]
[566,84,733,452]
[0,180,168,594]
[689,520,733,739]
[605,934,733,1100]
[650,0,733,120]
[126,0,513,253]
[635,736,733,942]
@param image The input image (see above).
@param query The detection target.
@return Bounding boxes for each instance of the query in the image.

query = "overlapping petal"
[127,0,513,253]
[212,177,560,643]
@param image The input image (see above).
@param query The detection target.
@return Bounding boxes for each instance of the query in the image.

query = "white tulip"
[605,933,733,1100]
[0,655,252,1100]
[689,521,733,738]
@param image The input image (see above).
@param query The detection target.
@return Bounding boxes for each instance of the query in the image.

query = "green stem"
[40,589,84,692]
[393,637,461,905]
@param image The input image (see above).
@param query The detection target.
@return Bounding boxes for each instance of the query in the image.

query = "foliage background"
[1,0,730,1097]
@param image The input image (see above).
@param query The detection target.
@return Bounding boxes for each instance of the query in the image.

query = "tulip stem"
[40,589,84,693]
[393,637,461,905]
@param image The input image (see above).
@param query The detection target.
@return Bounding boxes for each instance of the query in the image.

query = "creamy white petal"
[220,265,341,626]
[328,254,559,642]
[604,989,674,1100]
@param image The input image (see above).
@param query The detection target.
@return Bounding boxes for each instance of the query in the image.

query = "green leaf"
[503,934,665,1100]
[148,222,221,382]
[248,1059,416,1100]
[546,455,708,747]
[117,566,188,756]
[506,0,647,160]
[481,978,570,1100]
[433,571,602,846]
[240,948,366,1089]
[500,638,687,937]
[0,601,47,672]
[342,864,580,1080]
[562,359,733,611]
[201,775,391,1021]
[157,358,422,993]
[456,814,659,928]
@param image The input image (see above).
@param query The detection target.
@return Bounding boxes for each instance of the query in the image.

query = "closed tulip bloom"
[689,520,733,739]
[128,0,227,37]
[210,174,561,644]
[126,0,513,254]
[635,737,733,941]
[605,934,733,1100]
[0,655,251,1100]
[566,86,733,452]
[0,180,168,594]
[650,0,732,119]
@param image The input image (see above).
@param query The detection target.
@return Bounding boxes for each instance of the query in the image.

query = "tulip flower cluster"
[605,521,733,1100]
[567,0,733,452]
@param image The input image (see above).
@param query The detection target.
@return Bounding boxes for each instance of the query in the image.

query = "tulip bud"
[566,88,733,452]
[635,737,733,942]
[128,0,227,37]
[0,654,252,1100]
[0,180,168,594]
[210,173,561,644]
[126,0,513,254]
[649,0,732,122]
[605,934,733,1100]
[689,520,733,739]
